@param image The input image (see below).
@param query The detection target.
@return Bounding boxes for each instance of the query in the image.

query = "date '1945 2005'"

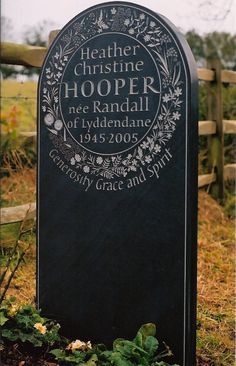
[79,132,138,144]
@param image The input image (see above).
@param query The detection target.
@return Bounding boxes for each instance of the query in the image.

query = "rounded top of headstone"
[39,1,197,191]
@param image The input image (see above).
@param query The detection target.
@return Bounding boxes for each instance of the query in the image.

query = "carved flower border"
[41,6,184,180]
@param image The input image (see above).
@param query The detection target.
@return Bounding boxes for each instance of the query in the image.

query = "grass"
[0,168,235,365]
[0,80,37,132]
[197,191,235,366]
[0,168,36,207]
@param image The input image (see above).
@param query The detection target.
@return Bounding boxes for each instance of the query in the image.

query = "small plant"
[0,298,62,349]
[51,323,179,366]
[1,301,179,365]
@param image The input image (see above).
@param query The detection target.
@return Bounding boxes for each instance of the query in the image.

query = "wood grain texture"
[223,120,236,134]
[224,164,236,180]
[0,42,46,68]
[221,70,236,84]
[198,120,216,135]
[198,173,216,188]
[197,68,215,81]
[0,202,36,224]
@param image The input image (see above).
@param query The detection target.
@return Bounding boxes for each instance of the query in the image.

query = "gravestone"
[37,2,198,365]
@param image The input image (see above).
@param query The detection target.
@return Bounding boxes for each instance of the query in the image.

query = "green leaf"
[83,354,98,365]
[50,348,66,360]
[115,340,138,358]
[110,352,133,366]
[64,354,85,364]
[0,312,9,326]
[144,336,159,356]
[113,338,125,350]
[138,323,156,339]
[101,350,113,360]
[15,314,34,329]
[2,329,19,341]
[134,331,143,347]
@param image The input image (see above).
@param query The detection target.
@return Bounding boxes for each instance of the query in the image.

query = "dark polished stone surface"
[38,3,198,365]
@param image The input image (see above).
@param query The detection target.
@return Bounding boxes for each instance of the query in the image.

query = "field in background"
[0,80,37,133]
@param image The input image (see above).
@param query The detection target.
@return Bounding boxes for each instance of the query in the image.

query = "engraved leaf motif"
[112,166,126,176]
[101,170,114,179]
[99,10,103,21]
[172,64,181,86]
[42,6,183,182]
[102,158,110,169]
[88,155,96,165]
[148,43,160,48]
[138,146,143,158]
[47,128,57,135]
[112,155,122,167]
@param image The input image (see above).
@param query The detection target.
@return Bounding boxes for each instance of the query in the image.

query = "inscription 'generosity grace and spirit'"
[39,5,198,366]
[59,34,161,154]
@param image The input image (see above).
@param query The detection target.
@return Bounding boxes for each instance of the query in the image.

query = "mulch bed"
[1,344,58,366]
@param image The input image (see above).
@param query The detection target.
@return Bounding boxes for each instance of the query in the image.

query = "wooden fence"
[0,38,236,224]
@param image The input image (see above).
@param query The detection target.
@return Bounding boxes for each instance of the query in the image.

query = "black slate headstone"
[37,2,198,365]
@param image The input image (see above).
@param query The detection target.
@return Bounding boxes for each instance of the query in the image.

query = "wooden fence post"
[207,59,224,200]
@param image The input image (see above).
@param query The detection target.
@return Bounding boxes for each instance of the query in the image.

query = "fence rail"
[2,41,236,83]
[0,203,36,225]
[0,41,236,224]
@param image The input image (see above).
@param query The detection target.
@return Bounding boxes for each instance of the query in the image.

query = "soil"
[1,344,58,366]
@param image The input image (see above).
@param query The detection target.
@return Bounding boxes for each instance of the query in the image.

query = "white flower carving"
[163,94,171,103]
[83,166,90,173]
[173,111,181,120]
[96,156,103,165]
[42,6,183,181]
[75,154,81,162]
[175,87,182,96]
[54,120,63,130]
[144,34,151,42]
[145,155,152,163]
[141,141,149,149]
[154,145,161,153]
[44,113,54,126]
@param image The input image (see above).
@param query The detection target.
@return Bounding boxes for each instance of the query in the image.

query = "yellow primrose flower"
[66,339,92,351]
[34,322,47,334]
[7,304,18,317]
